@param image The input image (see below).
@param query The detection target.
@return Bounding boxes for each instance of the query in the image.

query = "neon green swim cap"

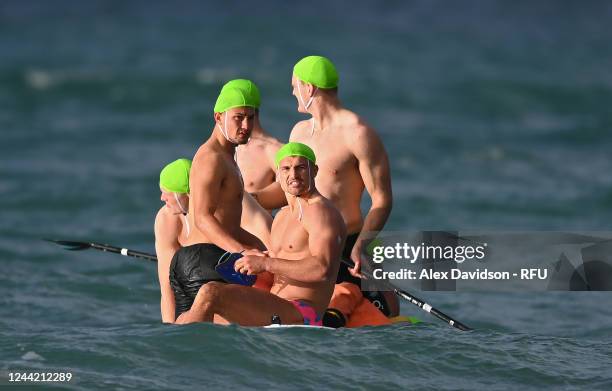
[275,142,316,168]
[293,55,339,89]
[159,158,192,194]
[213,79,259,113]
[220,79,260,108]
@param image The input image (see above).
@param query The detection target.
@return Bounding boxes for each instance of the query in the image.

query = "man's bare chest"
[271,210,309,255]
[299,135,355,175]
[220,160,244,199]
[236,144,273,178]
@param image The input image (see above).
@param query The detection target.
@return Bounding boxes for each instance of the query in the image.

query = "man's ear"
[213,112,222,123]
[306,83,316,97]
[313,164,319,178]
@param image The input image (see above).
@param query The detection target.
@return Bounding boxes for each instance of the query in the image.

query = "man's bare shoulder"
[255,128,283,146]
[262,133,283,149]
[239,139,266,153]
[192,143,225,170]
[154,207,182,239]
[275,206,290,218]
[304,198,346,233]
[337,110,384,158]
[270,206,290,229]
[246,133,282,152]
[338,109,375,138]
[289,119,313,141]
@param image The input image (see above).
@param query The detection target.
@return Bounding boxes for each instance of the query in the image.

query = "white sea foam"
[21,351,45,361]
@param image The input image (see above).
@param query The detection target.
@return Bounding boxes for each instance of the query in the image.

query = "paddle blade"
[44,239,91,251]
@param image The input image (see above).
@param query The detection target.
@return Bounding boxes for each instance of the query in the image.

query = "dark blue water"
[2,1,612,389]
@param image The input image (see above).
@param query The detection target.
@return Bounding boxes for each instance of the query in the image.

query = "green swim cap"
[221,79,260,108]
[293,55,339,89]
[159,158,192,194]
[213,79,259,113]
[275,142,316,168]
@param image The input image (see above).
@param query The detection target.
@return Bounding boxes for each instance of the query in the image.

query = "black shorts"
[169,243,226,319]
[336,233,392,316]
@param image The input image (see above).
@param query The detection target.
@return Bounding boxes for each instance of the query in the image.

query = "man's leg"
[175,282,304,326]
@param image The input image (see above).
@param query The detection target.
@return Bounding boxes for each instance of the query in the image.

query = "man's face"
[291,75,311,113]
[160,189,187,214]
[216,107,255,144]
[277,156,317,196]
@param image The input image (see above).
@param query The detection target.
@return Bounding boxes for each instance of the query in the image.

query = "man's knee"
[196,281,224,308]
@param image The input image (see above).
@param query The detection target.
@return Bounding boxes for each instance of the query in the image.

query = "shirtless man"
[167,81,268,320]
[175,143,347,326]
[154,158,272,323]
[254,56,398,316]
[223,80,283,194]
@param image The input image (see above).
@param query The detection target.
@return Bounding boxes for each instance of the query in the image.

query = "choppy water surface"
[1,1,611,389]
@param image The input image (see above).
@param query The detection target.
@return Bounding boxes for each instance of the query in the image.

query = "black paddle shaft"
[88,242,158,262]
[46,239,157,262]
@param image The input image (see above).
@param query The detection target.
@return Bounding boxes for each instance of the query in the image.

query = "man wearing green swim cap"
[176,142,347,326]
[155,159,192,323]
[225,80,283,195]
[253,55,398,316]
[165,80,272,320]
[154,158,273,323]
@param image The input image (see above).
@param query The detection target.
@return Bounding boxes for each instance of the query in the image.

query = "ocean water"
[1,1,612,389]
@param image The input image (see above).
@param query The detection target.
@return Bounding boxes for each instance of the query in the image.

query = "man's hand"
[235,254,268,275]
[349,240,365,278]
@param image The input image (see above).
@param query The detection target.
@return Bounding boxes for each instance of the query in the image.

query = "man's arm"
[251,182,287,210]
[250,139,288,210]
[154,209,181,323]
[191,154,252,253]
[241,192,272,249]
[239,205,345,282]
[347,122,393,276]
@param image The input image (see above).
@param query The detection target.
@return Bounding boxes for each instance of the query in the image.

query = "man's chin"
[233,136,250,145]
[284,187,307,197]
